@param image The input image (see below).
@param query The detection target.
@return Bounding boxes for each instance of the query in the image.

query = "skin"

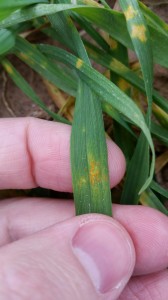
[0,117,168,300]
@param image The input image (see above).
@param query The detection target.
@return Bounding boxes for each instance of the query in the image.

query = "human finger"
[0,199,168,277]
[0,214,135,300]
[0,117,125,191]
[118,270,168,300]
[113,205,168,276]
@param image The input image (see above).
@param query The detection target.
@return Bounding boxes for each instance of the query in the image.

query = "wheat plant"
[0,0,168,216]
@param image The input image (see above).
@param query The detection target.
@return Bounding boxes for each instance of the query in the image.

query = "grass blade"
[71,81,112,215]
[86,41,168,114]
[0,0,48,20]
[102,102,135,137]
[119,0,153,204]
[39,42,155,193]
[0,0,48,8]
[152,103,168,129]
[119,0,153,124]
[121,134,149,204]
[151,122,168,146]
[72,13,110,52]
[150,181,168,199]
[14,38,77,96]
[140,189,168,216]
[139,1,168,37]
[49,3,112,215]
[0,29,15,55]
[0,3,168,68]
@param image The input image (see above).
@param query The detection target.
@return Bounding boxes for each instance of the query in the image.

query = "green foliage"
[0,0,48,21]
[0,29,15,55]
[0,0,167,215]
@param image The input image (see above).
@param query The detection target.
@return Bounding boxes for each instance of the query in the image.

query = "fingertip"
[113,205,168,275]
[107,139,126,188]
[0,118,126,192]
[29,119,126,191]
[72,214,135,298]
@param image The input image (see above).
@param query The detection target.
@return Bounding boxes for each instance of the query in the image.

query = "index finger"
[0,117,125,191]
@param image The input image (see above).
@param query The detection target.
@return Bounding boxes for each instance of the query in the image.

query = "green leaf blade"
[119,0,153,204]
[14,37,77,96]
[0,3,167,67]
[141,189,168,216]
[119,0,153,123]
[0,29,15,55]
[0,0,48,20]
[39,43,155,193]
[71,81,112,215]
[49,4,112,216]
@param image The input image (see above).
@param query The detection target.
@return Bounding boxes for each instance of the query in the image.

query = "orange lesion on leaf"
[109,39,118,50]
[89,159,101,185]
[118,78,130,92]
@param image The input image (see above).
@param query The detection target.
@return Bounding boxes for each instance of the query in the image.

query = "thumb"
[0,214,135,300]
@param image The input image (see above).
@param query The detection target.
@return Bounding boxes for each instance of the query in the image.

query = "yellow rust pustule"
[124,5,137,20]
[78,176,87,188]
[19,53,29,60]
[3,64,13,74]
[131,24,147,42]
[89,159,101,186]
[109,39,118,50]
[76,58,83,69]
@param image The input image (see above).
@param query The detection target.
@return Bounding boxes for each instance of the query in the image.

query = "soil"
[0,1,167,198]
[0,55,55,119]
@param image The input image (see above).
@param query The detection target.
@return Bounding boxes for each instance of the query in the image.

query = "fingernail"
[72,219,133,294]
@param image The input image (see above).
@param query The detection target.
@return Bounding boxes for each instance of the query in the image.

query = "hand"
[0,117,168,300]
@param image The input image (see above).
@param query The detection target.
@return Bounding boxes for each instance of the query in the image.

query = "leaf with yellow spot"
[2,62,13,74]
[89,158,101,186]
[15,37,76,97]
[109,38,118,50]
[48,1,112,216]
[119,0,154,204]
[76,58,83,69]
[124,5,137,21]
[140,189,168,216]
[71,80,112,216]
[85,41,168,114]
[117,78,130,93]
[39,43,156,196]
[131,24,147,43]
[0,3,167,68]
[139,1,168,37]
